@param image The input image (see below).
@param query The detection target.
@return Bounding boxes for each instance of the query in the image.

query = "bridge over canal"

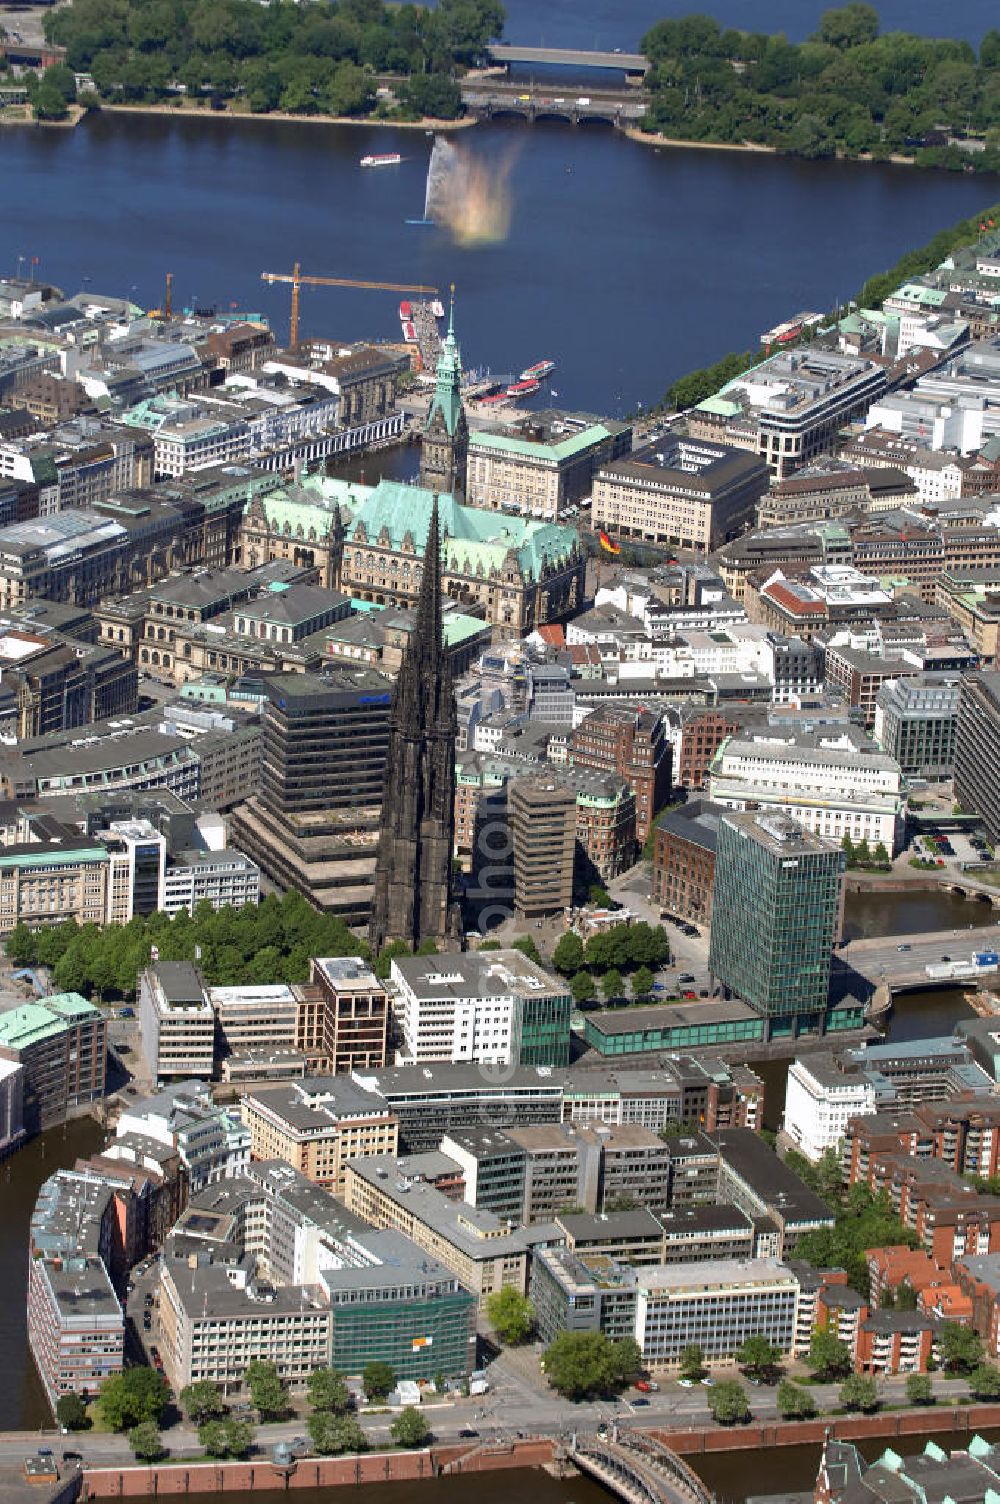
[568,1427,715,1504]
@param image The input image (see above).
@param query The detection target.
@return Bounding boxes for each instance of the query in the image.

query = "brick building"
[650,798,723,925]
[571,705,671,845]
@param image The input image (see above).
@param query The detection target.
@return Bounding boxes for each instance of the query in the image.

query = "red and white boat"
[477,392,507,405]
[520,359,556,381]
[360,152,401,167]
[401,321,417,342]
[506,378,541,397]
[398,300,412,321]
[431,299,445,319]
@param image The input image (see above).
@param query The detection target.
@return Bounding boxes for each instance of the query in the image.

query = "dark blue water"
[3,110,997,417]
[501,0,1000,49]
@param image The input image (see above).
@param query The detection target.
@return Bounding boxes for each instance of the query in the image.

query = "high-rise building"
[369,499,459,951]
[509,774,576,917]
[571,704,671,846]
[229,668,392,920]
[955,670,1000,843]
[419,295,467,497]
[709,810,845,1033]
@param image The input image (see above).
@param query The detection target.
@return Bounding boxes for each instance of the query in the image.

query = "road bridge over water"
[839,923,1000,996]
[487,44,650,77]
[460,79,647,128]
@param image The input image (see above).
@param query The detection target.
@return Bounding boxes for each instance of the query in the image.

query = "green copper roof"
[349,480,578,583]
[425,298,464,438]
[469,424,611,464]
[0,993,98,1050]
[696,394,742,416]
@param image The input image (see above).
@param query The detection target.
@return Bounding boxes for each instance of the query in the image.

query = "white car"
[677,1378,695,1388]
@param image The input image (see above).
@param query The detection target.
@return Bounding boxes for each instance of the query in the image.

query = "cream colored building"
[240,1077,398,1194]
[592,440,768,553]
[344,1154,532,1308]
[465,421,627,521]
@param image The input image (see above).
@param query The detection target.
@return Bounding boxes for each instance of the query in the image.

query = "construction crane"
[261,262,438,348]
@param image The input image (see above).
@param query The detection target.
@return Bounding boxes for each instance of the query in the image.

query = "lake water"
[2,112,998,417]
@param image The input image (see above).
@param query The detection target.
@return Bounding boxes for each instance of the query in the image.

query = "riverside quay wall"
[77,1410,1000,1500]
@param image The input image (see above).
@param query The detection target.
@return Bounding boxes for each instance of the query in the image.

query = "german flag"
[598,529,621,556]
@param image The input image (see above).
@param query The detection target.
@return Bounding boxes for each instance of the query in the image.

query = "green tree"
[390,1406,431,1447]
[939,1321,984,1374]
[601,968,624,1002]
[198,1418,253,1458]
[814,5,880,49]
[308,1411,369,1454]
[839,1374,879,1412]
[632,965,655,997]
[128,1421,165,1461]
[807,1328,854,1381]
[708,1379,750,1425]
[736,1335,783,1381]
[486,1286,535,1345]
[55,1392,89,1430]
[245,1359,288,1419]
[180,1380,225,1425]
[307,1367,351,1413]
[553,932,585,975]
[968,1363,1000,1400]
[679,1344,706,1381]
[776,1380,817,1419]
[4,922,37,966]
[402,72,462,120]
[510,935,541,964]
[34,75,70,118]
[362,1361,395,1401]
[543,1331,637,1400]
[905,1373,934,1405]
[570,970,597,1005]
[100,1369,168,1430]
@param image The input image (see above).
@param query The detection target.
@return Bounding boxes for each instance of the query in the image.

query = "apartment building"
[712,1127,835,1254]
[240,1076,398,1194]
[0,993,106,1133]
[116,1081,249,1193]
[593,438,768,552]
[504,1122,672,1221]
[508,775,576,918]
[350,1061,566,1153]
[873,674,962,779]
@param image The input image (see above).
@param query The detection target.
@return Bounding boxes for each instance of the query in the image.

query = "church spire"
[368,496,459,955]
[419,286,468,498]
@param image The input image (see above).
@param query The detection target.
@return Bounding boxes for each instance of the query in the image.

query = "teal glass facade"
[708,812,845,1021]
[329,1288,475,1381]
[519,990,573,1066]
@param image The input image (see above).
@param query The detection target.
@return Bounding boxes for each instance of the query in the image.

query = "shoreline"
[70,1402,1000,1498]
[624,124,918,166]
[4,100,476,132]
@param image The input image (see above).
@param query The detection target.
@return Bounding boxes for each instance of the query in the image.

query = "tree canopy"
[542,1332,641,1400]
[100,1368,168,1430]
[362,1361,395,1401]
[3,890,409,996]
[390,1406,431,1447]
[486,1287,535,1345]
[42,0,505,118]
[794,1185,916,1292]
[641,7,1000,174]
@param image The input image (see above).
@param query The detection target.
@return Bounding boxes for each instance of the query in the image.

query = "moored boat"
[360,152,402,167]
[519,359,556,381]
[506,378,541,397]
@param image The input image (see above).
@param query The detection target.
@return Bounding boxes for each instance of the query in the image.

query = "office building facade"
[709,811,845,1034]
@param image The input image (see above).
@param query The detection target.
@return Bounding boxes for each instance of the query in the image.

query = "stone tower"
[419,290,467,498]
[368,497,459,954]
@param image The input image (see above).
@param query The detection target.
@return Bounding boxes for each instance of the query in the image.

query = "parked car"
[633,1398,650,1407]
[677,1378,695,1388]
